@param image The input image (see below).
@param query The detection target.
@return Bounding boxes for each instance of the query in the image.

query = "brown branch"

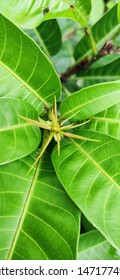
[103,0,109,12]
[60,58,89,83]
[60,41,115,83]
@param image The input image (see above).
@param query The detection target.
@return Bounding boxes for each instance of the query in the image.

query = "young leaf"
[0,14,61,110]
[78,230,120,260]
[0,98,41,165]
[0,152,80,260]
[52,130,120,250]
[0,0,91,29]
[60,81,120,121]
[74,5,120,61]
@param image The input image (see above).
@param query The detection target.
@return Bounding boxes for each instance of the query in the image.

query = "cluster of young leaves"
[0,0,120,260]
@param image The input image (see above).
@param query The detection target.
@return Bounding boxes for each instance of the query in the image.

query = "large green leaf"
[0,14,61,111]
[0,151,80,260]
[78,230,120,260]
[52,130,120,250]
[60,81,120,121]
[78,56,120,84]
[0,66,43,113]
[36,19,62,56]
[86,102,120,141]
[0,0,91,29]
[74,5,120,61]
[0,98,41,165]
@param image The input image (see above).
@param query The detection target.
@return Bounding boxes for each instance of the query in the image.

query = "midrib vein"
[0,61,49,107]
[91,116,120,123]
[61,89,120,118]
[0,122,32,132]
[7,159,41,260]
[70,138,120,191]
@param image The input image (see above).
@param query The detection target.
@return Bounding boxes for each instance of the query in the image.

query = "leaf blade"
[0,152,80,260]
[0,14,61,109]
[86,102,120,141]
[0,0,91,28]
[60,82,120,121]
[78,230,120,260]
[52,130,120,250]
[36,19,62,56]
[74,5,120,61]
[78,56,120,84]
[0,98,41,164]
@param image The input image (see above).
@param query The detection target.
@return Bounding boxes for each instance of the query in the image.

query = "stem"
[62,85,71,96]
[85,26,97,57]
[60,58,89,83]
[27,132,53,175]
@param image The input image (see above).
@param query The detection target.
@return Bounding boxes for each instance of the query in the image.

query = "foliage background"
[0,0,120,260]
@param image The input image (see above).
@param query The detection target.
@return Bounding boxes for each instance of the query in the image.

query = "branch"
[60,58,89,83]
[60,41,115,83]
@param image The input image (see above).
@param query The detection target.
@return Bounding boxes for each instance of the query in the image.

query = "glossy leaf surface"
[0,0,91,29]
[78,231,120,260]
[0,152,80,260]
[0,98,41,165]
[74,5,120,61]
[60,81,120,121]
[52,130,120,250]
[0,14,61,111]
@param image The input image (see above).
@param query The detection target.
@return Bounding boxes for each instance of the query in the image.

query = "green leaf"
[0,14,61,111]
[0,152,80,260]
[79,56,120,84]
[91,53,120,68]
[85,102,120,141]
[118,0,120,23]
[78,230,120,260]
[60,81,120,121]
[36,19,62,56]
[0,98,41,165]
[52,130,120,250]
[88,0,104,26]
[0,0,91,29]
[0,66,43,114]
[74,5,120,61]
[0,66,43,113]
[81,214,95,232]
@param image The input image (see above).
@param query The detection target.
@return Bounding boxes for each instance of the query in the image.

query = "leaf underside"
[52,130,120,250]
[0,152,80,260]
[0,0,91,28]
[78,230,120,260]
[0,98,41,165]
